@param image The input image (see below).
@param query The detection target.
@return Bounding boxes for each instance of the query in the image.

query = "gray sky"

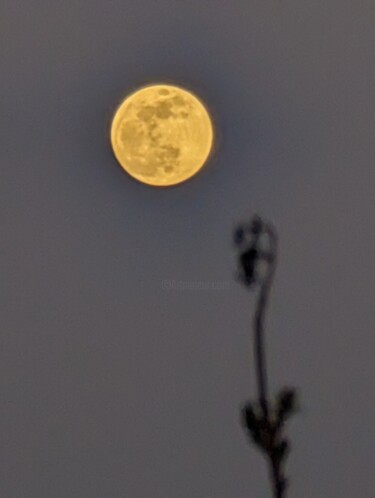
[1,1,374,497]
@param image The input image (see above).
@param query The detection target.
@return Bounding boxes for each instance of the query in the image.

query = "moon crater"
[111,84,214,186]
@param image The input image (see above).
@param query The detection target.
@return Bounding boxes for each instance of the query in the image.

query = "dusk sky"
[1,1,374,497]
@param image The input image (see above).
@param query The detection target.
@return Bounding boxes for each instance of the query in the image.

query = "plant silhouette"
[234,215,298,498]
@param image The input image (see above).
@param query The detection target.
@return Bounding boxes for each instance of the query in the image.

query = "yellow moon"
[110,84,214,187]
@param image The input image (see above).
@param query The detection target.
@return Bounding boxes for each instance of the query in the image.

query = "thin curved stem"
[254,284,269,419]
[253,223,278,421]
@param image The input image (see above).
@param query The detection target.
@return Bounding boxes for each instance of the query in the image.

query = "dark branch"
[235,215,297,498]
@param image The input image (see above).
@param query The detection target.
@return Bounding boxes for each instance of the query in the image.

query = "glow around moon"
[110,84,214,187]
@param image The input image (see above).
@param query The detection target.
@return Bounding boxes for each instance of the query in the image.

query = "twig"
[234,215,297,498]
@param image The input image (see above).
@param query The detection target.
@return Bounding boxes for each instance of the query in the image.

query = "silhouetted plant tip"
[277,389,297,426]
[234,215,298,498]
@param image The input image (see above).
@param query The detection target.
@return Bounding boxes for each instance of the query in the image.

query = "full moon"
[110,84,214,187]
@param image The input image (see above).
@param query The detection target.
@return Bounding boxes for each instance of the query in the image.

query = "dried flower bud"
[239,246,259,286]
[277,388,297,422]
[242,403,264,447]
[242,402,257,430]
